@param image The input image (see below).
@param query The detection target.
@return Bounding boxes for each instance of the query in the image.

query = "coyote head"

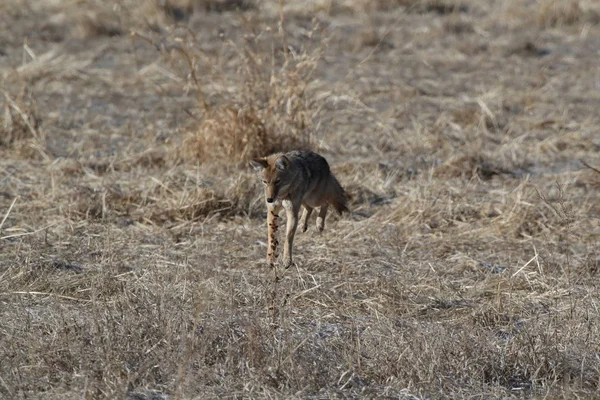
[250,155,292,204]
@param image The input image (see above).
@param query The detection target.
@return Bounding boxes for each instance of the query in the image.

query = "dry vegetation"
[1,0,600,398]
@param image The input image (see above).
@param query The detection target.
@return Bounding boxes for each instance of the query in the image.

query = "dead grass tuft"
[69,184,146,222]
[149,0,257,23]
[366,0,469,14]
[147,170,261,223]
[74,11,124,39]
[537,0,584,27]
[195,0,256,13]
[443,14,474,34]
[69,0,254,38]
[432,150,519,180]
[1,86,42,149]
[533,0,600,28]
[537,0,583,27]
[183,103,309,167]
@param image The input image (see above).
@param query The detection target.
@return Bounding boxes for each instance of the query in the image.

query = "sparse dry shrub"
[181,23,324,166]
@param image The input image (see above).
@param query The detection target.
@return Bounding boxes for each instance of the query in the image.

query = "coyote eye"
[262,180,267,184]
[274,179,281,184]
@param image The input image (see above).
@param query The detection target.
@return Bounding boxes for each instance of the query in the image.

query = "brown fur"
[250,150,349,268]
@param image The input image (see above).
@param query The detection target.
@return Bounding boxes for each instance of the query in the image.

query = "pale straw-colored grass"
[1,0,599,398]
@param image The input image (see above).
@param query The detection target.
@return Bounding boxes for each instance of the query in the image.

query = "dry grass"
[536,0,600,27]
[348,0,468,14]
[1,86,42,148]
[1,0,600,399]
[500,0,600,29]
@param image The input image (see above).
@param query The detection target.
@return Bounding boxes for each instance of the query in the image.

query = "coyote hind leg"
[316,204,328,232]
[299,205,313,233]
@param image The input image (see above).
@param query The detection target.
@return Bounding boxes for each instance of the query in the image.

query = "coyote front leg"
[267,207,279,266]
[282,202,300,269]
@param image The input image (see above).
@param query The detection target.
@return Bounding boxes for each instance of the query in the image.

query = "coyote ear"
[250,158,268,171]
[275,156,289,171]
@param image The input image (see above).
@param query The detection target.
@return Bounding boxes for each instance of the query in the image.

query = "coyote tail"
[327,175,349,215]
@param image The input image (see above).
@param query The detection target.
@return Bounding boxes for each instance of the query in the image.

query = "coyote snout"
[250,150,349,268]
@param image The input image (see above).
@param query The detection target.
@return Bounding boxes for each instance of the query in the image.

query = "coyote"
[250,150,349,268]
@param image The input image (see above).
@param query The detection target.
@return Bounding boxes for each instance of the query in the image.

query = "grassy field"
[1,0,600,398]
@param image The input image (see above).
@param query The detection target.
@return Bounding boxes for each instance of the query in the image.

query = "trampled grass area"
[1,0,600,398]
